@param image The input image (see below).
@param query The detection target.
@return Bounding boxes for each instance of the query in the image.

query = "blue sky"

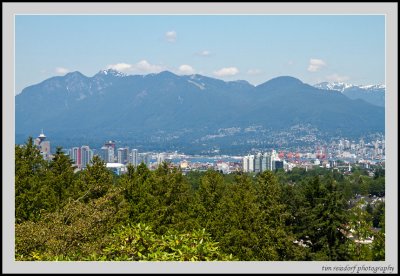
[15,15,385,94]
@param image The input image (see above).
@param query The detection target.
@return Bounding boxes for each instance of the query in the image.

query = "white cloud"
[247,69,262,75]
[326,73,350,82]
[165,31,177,42]
[307,59,326,72]
[106,60,165,74]
[135,60,165,73]
[178,64,195,75]
[107,63,132,72]
[55,67,70,74]
[213,67,239,77]
[197,50,211,57]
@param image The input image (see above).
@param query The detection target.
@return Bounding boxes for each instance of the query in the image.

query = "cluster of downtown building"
[31,131,385,176]
[242,150,284,173]
[32,132,149,174]
[68,140,151,174]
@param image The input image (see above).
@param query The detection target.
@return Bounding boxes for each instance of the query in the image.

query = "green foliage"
[211,174,262,260]
[95,223,235,261]
[369,176,385,197]
[256,171,305,261]
[47,147,76,209]
[121,162,197,233]
[15,137,385,261]
[15,188,129,261]
[196,170,225,227]
[346,199,374,261]
[15,137,55,222]
[372,230,385,261]
[78,155,114,201]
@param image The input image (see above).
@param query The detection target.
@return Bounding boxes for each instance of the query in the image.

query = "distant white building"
[248,155,255,172]
[106,163,127,175]
[242,156,249,172]
[81,145,93,168]
[216,162,230,174]
[254,153,262,173]
[262,150,279,172]
[130,149,139,166]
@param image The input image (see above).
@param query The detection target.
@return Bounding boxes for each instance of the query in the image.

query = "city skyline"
[15,15,385,95]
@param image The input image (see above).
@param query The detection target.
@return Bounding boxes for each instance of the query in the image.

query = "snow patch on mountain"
[314,82,385,92]
[188,80,205,90]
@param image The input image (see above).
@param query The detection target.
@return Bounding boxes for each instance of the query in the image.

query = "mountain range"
[15,70,384,152]
[314,82,385,107]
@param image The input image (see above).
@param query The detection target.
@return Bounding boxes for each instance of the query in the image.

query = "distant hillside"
[16,70,384,151]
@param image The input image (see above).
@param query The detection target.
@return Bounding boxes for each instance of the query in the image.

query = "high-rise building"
[105,140,116,151]
[242,156,249,172]
[248,155,255,172]
[70,147,81,168]
[107,147,115,163]
[104,141,116,163]
[100,146,109,163]
[100,141,116,163]
[34,130,51,160]
[262,152,275,172]
[130,149,139,166]
[81,145,93,168]
[254,153,262,173]
[117,147,129,164]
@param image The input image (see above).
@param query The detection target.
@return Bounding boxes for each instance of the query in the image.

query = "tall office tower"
[254,152,262,173]
[81,145,92,168]
[248,155,255,172]
[262,152,273,171]
[104,141,116,162]
[34,130,51,160]
[71,147,82,168]
[117,147,129,164]
[107,147,115,163]
[104,140,116,150]
[100,146,109,163]
[130,149,139,166]
[242,155,249,172]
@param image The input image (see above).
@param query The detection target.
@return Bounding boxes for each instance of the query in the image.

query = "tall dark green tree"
[311,175,349,260]
[256,171,304,260]
[15,137,55,222]
[78,155,114,201]
[120,163,154,224]
[47,147,75,209]
[196,170,225,228]
[212,174,262,260]
[143,162,195,233]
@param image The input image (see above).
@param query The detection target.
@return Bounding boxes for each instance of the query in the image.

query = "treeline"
[15,138,385,261]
